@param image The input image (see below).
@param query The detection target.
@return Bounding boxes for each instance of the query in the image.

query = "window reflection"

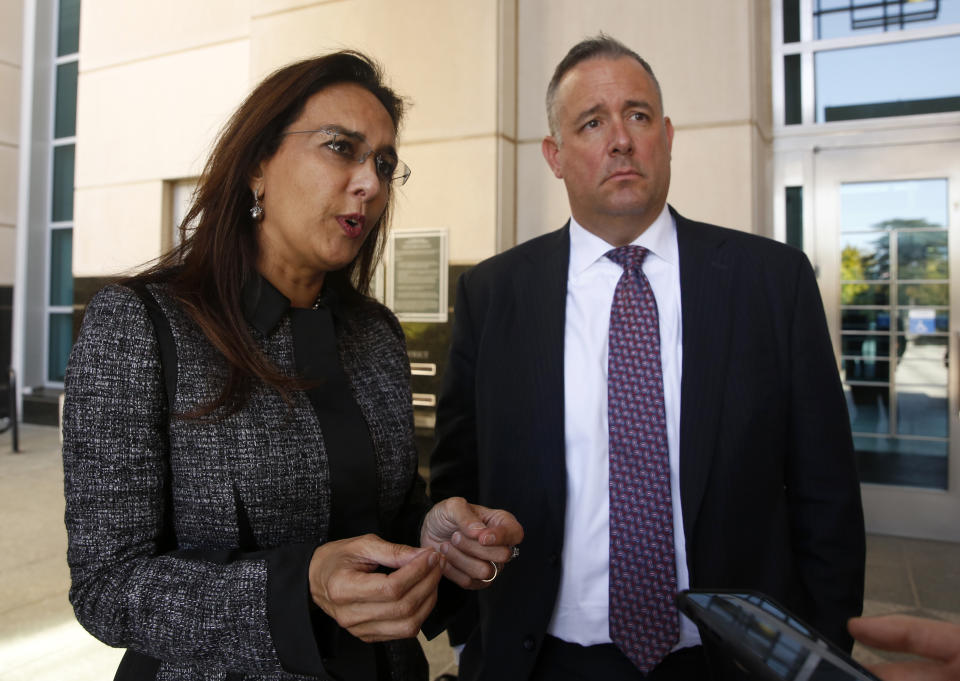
[839,179,949,489]
[841,283,889,305]
[47,313,73,383]
[898,231,948,279]
[840,180,947,230]
[52,145,75,223]
[843,309,891,331]
[816,0,960,40]
[841,233,889,280]
[899,284,948,306]
[816,36,960,122]
[49,228,73,307]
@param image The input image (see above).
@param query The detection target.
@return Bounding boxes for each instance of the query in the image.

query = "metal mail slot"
[412,393,437,407]
[410,362,437,376]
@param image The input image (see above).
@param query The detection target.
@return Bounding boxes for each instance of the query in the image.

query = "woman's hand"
[420,497,524,589]
[849,615,960,681]
[308,534,445,642]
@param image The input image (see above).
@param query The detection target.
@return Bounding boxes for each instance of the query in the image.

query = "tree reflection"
[841,217,947,305]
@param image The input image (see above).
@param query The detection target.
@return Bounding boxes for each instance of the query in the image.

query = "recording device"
[677,590,881,681]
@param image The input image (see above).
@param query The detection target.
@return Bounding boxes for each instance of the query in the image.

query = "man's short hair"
[545,34,663,137]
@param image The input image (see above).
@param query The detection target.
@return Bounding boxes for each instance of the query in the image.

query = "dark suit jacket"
[430,209,865,681]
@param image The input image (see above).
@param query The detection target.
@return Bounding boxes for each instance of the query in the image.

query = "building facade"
[6,0,959,540]
[770,0,960,541]
[1,0,23,419]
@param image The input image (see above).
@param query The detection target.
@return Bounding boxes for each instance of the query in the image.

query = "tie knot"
[606,245,648,272]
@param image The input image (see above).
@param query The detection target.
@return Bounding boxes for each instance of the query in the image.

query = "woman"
[62,51,521,681]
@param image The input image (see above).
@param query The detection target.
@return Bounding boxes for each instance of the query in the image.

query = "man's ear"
[541,136,564,179]
[664,116,674,158]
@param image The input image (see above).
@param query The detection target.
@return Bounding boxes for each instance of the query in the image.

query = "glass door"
[815,142,960,541]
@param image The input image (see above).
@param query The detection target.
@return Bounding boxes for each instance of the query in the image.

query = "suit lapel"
[675,211,734,542]
[524,224,570,387]
[520,225,570,525]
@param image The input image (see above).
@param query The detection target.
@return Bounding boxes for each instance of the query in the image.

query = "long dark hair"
[127,50,406,417]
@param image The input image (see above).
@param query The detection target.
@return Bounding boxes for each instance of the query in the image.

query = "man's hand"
[849,615,960,681]
[421,497,524,589]
[308,534,444,642]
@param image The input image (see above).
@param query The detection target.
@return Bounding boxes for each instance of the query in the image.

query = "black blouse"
[243,275,390,681]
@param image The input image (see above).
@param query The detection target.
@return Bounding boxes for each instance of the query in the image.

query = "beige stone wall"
[74,0,252,277]
[73,0,771,277]
[74,41,251,275]
[0,0,22,286]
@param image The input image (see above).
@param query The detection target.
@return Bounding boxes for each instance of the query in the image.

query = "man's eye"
[375,155,398,180]
[629,112,649,122]
[583,119,600,130]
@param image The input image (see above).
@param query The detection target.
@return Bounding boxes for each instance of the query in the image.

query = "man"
[430,35,865,680]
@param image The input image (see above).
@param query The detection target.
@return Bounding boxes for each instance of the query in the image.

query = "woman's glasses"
[282,127,411,186]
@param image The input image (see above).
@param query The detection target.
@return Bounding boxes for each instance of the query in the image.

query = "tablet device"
[677,590,881,681]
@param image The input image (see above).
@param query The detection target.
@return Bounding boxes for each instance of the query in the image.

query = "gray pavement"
[2,424,958,680]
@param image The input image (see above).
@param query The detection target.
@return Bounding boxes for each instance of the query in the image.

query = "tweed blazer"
[62,281,430,681]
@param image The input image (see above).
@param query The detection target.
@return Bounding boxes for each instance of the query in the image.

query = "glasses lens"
[305,129,409,185]
[393,161,411,186]
[374,154,398,182]
[325,132,358,160]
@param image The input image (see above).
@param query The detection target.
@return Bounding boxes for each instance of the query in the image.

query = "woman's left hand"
[420,497,524,590]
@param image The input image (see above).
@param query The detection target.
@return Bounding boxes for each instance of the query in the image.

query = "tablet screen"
[678,591,880,681]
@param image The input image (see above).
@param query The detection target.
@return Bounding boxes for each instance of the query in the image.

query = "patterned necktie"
[606,245,679,673]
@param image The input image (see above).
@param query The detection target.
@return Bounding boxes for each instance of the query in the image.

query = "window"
[839,179,949,488]
[776,0,960,127]
[785,186,803,249]
[46,0,80,384]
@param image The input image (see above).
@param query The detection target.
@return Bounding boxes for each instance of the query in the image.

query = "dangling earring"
[249,188,264,221]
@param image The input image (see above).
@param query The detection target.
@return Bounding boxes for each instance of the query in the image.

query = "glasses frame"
[281,127,411,186]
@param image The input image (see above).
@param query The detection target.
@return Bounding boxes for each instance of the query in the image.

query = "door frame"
[813,140,960,542]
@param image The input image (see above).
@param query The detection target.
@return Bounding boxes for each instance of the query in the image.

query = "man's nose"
[608,121,634,155]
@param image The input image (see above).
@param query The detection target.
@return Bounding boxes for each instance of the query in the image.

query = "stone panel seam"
[251,0,347,21]
[81,36,249,76]
[73,179,169,192]
[402,131,515,147]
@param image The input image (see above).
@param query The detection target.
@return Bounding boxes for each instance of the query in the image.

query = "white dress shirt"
[547,204,701,651]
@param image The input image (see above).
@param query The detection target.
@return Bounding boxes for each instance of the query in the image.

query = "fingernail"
[480,534,496,546]
[440,542,450,555]
[428,552,440,567]
[468,522,486,531]
[451,531,462,546]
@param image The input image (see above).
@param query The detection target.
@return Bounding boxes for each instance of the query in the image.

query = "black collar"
[242,274,289,336]
[241,273,345,336]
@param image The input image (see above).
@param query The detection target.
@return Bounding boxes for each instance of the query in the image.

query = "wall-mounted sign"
[387,229,448,322]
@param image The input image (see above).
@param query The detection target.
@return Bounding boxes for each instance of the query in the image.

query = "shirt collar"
[242,273,347,336]
[242,274,290,336]
[568,203,677,276]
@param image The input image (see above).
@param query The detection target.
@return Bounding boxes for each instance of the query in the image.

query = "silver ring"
[510,545,520,560]
[480,560,499,583]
